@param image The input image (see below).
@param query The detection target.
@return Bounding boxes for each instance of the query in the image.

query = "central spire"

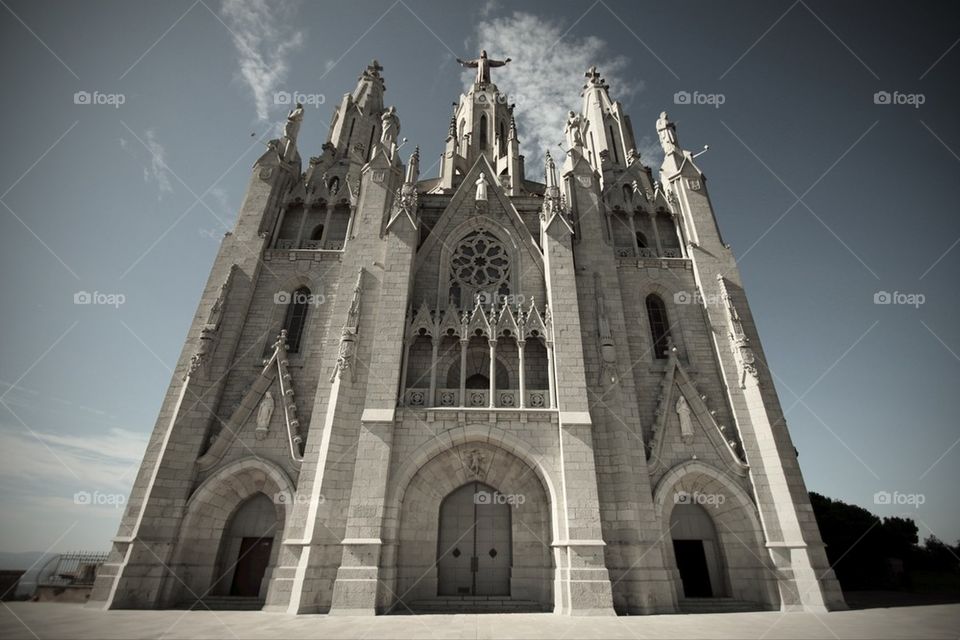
[435,51,524,195]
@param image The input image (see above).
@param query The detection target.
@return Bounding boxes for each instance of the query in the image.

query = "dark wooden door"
[673,539,713,597]
[230,537,273,597]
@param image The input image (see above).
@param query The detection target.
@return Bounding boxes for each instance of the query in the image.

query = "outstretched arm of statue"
[488,58,511,67]
[456,57,478,68]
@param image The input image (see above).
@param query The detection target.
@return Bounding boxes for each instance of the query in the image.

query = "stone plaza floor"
[1,602,958,639]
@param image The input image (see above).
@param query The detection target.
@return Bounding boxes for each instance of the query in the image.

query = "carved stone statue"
[475,172,488,202]
[656,111,678,155]
[256,390,275,439]
[456,50,511,85]
[282,102,304,161]
[676,393,694,443]
[466,449,486,477]
[565,111,584,148]
[380,105,400,148]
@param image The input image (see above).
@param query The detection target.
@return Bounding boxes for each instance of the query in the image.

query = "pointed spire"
[405,146,420,184]
[544,150,558,191]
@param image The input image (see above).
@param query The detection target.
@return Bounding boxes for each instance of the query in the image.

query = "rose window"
[449,230,511,306]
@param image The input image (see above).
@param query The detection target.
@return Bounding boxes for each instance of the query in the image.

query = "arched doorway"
[670,503,726,598]
[391,440,554,611]
[215,493,280,599]
[437,482,511,596]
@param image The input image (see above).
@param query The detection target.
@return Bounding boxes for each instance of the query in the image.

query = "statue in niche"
[255,390,274,440]
[676,393,694,444]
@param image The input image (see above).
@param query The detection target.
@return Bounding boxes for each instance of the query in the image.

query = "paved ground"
[1,602,958,639]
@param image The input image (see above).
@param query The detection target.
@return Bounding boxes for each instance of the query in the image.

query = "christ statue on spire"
[456,50,511,85]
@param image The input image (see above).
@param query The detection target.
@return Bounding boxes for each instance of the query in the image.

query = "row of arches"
[166,448,775,613]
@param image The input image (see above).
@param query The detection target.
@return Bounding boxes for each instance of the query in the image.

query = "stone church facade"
[89,56,846,615]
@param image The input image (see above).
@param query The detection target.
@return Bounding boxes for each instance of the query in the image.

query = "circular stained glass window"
[449,230,511,303]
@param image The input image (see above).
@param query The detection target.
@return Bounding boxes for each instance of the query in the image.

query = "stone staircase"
[678,597,765,614]
[399,596,546,614]
[175,596,264,611]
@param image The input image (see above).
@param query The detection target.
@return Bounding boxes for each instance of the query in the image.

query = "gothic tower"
[90,57,845,616]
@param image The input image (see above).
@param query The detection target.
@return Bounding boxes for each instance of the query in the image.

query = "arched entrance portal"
[437,482,511,596]
[391,441,554,611]
[216,493,279,599]
[670,503,726,598]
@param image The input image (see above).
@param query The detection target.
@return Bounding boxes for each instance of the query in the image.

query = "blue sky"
[0,0,957,555]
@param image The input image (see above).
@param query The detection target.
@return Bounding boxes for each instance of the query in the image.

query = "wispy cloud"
[220,0,305,122]
[0,424,146,491]
[142,129,173,197]
[467,11,643,173]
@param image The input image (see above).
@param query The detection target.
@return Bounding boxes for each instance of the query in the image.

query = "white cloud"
[142,129,174,197]
[0,424,146,492]
[466,11,644,174]
[220,0,305,122]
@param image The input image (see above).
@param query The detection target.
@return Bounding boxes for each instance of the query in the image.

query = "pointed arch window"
[479,114,489,149]
[283,286,311,354]
[636,232,648,249]
[498,120,507,157]
[645,294,671,359]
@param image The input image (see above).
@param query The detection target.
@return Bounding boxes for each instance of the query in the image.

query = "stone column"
[488,337,497,408]
[428,337,439,407]
[627,211,639,257]
[517,339,526,408]
[459,339,468,406]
